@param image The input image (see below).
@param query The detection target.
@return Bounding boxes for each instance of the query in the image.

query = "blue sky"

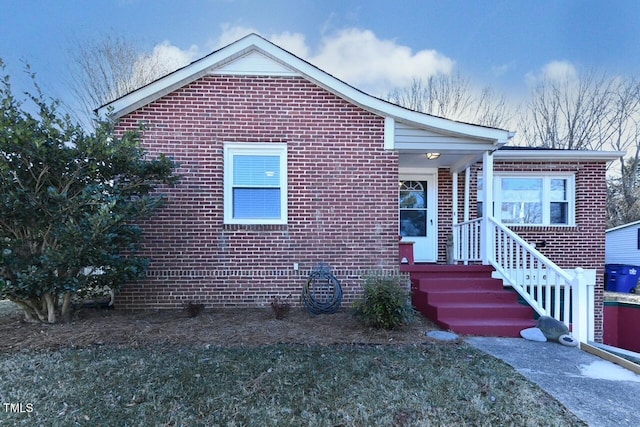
[2,0,640,117]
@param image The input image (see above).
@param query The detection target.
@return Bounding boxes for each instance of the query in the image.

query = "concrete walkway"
[467,337,640,427]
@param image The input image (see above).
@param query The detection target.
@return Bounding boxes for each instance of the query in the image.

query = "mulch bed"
[0,301,440,353]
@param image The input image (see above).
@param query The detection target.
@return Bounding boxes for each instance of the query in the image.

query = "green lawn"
[1,342,585,426]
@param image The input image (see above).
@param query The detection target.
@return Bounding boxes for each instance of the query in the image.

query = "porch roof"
[398,144,625,174]
[493,147,624,162]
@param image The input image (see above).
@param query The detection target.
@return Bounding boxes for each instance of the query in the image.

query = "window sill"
[506,225,578,232]
[223,224,289,232]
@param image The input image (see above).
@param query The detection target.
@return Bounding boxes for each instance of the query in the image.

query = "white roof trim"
[97,33,512,145]
[606,219,640,233]
[494,149,625,162]
[384,117,395,150]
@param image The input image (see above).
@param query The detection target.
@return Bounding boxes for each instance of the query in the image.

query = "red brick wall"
[115,75,399,309]
[437,168,453,262]
[438,160,607,340]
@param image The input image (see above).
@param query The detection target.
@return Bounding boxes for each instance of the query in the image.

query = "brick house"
[99,34,620,341]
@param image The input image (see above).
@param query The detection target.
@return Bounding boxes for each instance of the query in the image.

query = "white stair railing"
[453,215,593,344]
[488,216,572,320]
[452,218,482,263]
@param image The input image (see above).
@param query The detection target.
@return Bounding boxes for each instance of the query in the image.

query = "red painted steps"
[402,264,536,337]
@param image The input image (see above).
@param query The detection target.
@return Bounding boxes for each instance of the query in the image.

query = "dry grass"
[0,344,585,426]
[0,300,436,352]
[0,301,586,426]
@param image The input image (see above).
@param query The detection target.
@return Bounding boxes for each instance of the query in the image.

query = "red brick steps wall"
[403,264,536,337]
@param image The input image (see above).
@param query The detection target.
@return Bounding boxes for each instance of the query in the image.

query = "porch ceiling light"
[425,152,441,160]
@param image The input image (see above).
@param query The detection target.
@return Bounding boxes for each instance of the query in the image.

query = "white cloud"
[491,61,515,78]
[211,23,260,49]
[308,28,454,96]
[208,25,454,96]
[526,60,578,86]
[131,40,200,84]
[149,40,199,72]
[541,60,578,82]
[206,25,310,59]
[269,32,310,59]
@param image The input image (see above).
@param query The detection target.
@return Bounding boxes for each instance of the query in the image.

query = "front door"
[399,176,437,262]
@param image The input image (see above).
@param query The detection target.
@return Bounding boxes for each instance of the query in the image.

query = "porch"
[398,149,596,343]
[389,114,611,344]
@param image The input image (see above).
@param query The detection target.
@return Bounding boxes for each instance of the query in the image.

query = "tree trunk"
[61,293,72,322]
[43,293,57,323]
[13,299,45,322]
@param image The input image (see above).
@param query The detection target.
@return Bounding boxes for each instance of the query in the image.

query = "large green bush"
[0,61,178,323]
[352,274,415,329]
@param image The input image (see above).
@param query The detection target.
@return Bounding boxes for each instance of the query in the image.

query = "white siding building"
[606,220,640,265]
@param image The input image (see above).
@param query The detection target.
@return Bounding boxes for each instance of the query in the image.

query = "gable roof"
[97,33,513,147]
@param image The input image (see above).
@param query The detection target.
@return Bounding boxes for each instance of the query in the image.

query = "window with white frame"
[477,174,575,226]
[224,143,287,224]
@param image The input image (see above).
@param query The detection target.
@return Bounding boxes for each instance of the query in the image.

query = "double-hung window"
[478,174,575,226]
[224,143,287,224]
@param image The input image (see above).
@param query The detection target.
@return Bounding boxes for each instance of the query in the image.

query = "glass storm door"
[399,178,436,262]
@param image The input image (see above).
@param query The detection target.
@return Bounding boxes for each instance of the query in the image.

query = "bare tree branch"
[519,69,615,150]
[521,69,640,227]
[66,34,183,125]
[386,73,511,128]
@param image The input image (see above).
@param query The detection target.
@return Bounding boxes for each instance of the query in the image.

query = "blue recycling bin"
[605,264,639,293]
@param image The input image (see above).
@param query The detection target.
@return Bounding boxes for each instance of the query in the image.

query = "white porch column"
[451,172,459,264]
[463,167,470,222]
[572,268,588,345]
[481,151,494,265]
[452,172,458,226]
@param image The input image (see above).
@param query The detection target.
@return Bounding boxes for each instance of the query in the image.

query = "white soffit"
[393,120,500,148]
[212,50,298,76]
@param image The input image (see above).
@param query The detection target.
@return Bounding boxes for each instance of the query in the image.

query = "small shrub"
[353,274,415,329]
[271,295,291,320]
[184,302,205,318]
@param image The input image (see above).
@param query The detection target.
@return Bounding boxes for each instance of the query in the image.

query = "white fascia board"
[395,141,499,152]
[237,37,514,144]
[98,68,211,118]
[97,35,277,118]
[243,36,513,142]
[494,150,625,162]
[98,34,514,146]
[283,63,512,142]
[384,117,395,149]
[606,219,640,233]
